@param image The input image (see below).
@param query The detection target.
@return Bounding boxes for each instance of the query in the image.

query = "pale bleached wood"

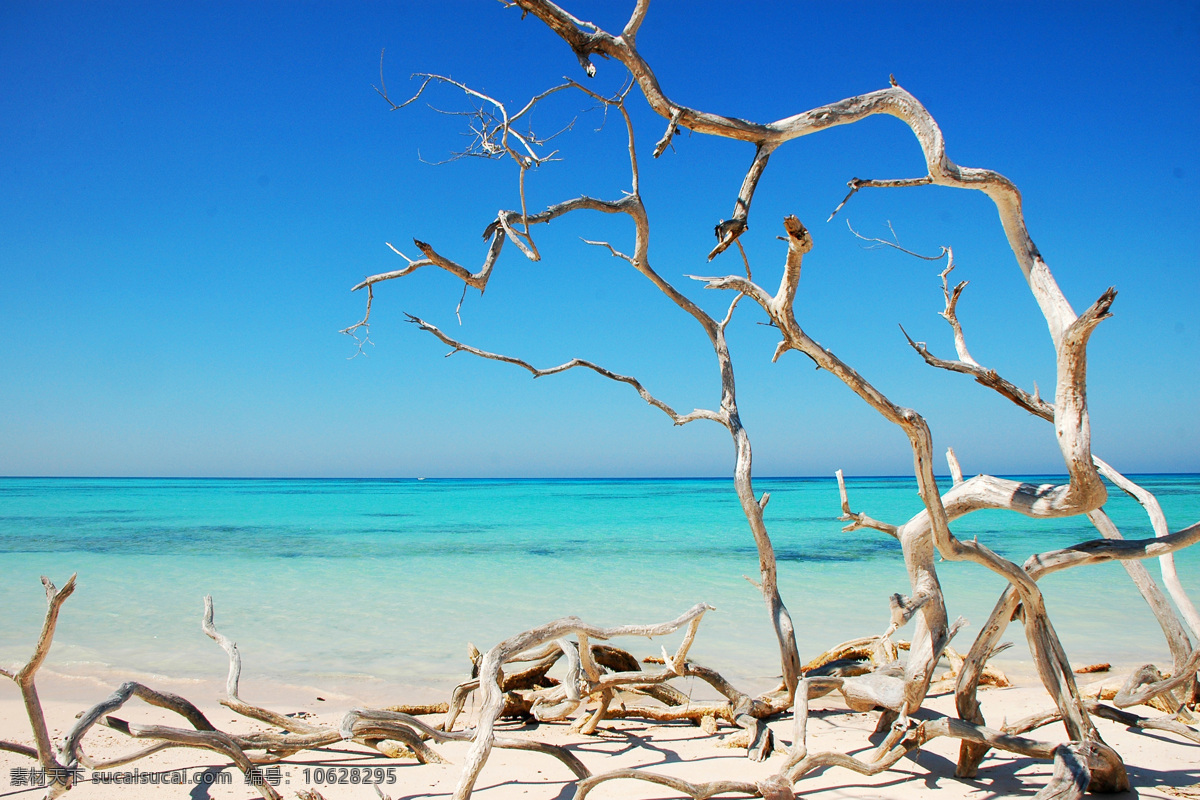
[901,245,1199,707]
[801,635,897,673]
[955,517,1200,774]
[1034,744,1091,800]
[352,80,807,701]
[700,219,968,719]
[946,447,964,485]
[63,680,215,769]
[75,741,175,771]
[835,469,898,537]
[101,717,282,800]
[785,678,811,767]
[1094,457,1200,643]
[6,577,355,797]
[685,105,1131,800]
[0,740,38,759]
[0,575,77,799]
[202,595,324,735]
[695,218,956,717]
[1006,699,1200,745]
[575,769,758,800]
[901,253,1197,763]
[900,261,1054,419]
[64,676,370,772]
[510,0,1080,347]
[936,255,977,366]
[902,251,1196,681]
[497,8,1139,749]
[406,315,722,428]
[341,4,1200,798]
[342,709,589,778]
[443,647,563,731]
[456,604,711,800]
[493,19,1190,763]
[197,598,460,762]
[781,715,1127,796]
[1115,649,1200,710]
[1086,507,1194,679]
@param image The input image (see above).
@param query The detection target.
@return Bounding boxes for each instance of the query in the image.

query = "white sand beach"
[3,669,1198,800]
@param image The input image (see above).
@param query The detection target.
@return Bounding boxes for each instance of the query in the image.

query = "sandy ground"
[2,670,1198,800]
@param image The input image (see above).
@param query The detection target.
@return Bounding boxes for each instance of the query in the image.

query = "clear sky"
[1,2,1197,478]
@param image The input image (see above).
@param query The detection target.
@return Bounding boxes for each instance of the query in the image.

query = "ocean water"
[1,476,1197,699]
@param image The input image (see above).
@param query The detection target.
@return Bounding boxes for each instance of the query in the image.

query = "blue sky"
[1,2,1197,478]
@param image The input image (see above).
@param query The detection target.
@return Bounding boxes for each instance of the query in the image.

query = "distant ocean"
[1,476,1197,699]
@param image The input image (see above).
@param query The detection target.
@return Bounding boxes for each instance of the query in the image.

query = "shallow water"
[1,475,1197,695]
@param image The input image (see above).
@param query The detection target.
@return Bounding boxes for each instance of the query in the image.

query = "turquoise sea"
[1,476,1197,699]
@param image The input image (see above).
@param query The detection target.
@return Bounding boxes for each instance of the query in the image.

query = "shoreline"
[13,645,1163,710]
[19,665,453,711]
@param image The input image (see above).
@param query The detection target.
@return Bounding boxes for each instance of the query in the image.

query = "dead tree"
[5,4,1196,800]
[345,1,1200,797]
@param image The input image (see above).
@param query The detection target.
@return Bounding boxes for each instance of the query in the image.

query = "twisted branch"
[1,575,77,797]
[405,314,724,427]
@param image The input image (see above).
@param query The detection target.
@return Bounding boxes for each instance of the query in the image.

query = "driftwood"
[4,3,1198,800]
[338,1,1199,796]
[1,568,1195,800]
[1005,698,1200,745]
[0,575,78,798]
[2,575,805,799]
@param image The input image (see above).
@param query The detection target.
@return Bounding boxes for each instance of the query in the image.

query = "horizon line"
[3,472,1198,481]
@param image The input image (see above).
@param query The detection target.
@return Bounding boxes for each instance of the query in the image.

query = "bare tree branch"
[405,314,724,427]
[335,5,1200,797]
[845,219,948,261]
[1,575,78,796]
[835,469,898,537]
[900,323,1055,420]
[828,176,933,221]
[202,596,325,734]
[1094,457,1200,642]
